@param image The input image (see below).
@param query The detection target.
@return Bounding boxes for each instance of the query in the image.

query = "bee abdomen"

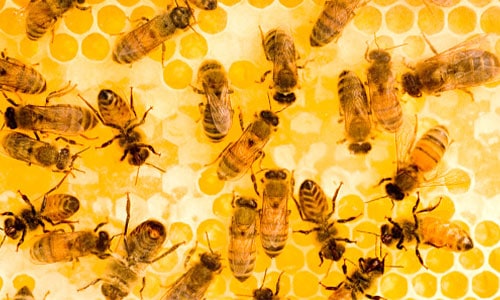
[202,105,226,142]
[41,194,80,222]
[411,125,449,172]
[228,250,256,281]
[261,233,288,257]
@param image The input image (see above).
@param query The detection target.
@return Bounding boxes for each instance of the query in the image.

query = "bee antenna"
[356,229,380,237]
[365,194,389,204]
[46,81,77,105]
[145,162,166,173]
[0,233,6,249]
[205,231,214,253]
[134,166,141,186]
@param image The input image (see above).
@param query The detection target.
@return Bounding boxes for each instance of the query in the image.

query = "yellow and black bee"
[0,52,46,94]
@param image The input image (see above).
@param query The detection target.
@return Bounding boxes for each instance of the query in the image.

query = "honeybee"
[292,180,357,266]
[381,194,473,268]
[1,190,79,250]
[253,269,284,300]
[4,96,99,137]
[228,194,258,282]
[366,45,403,133]
[260,28,299,105]
[255,169,291,258]
[1,132,82,171]
[0,52,46,94]
[25,0,89,41]
[188,0,217,10]
[337,70,372,154]
[113,5,193,64]
[194,60,233,143]
[30,221,111,263]
[79,88,161,173]
[381,117,450,201]
[402,35,500,98]
[79,194,184,300]
[10,285,49,300]
[310,0,367,47]
[161,237,223,300]
[216,110,279,181]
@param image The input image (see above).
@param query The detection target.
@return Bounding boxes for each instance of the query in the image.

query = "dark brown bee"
[1,190,79,250]
[1,132,82,171]
[10,285,49,300]
[366,46,403,133]
[216,110,279,181]
[188,0,217,10]
[112,5,193,64]
[30,221,111,263]
[402,35,500,98]
[337,70,371,154]
[25,0,89,41]
[0,52,46,94]
[79,194,184,300]
[253,270,284,300]
[256,169,291,258]
[310,0,367,47]
[381,194,473,268]
[228,195,258,282]
[194,60,233,143]
[382,118,450,201]
[293,180,357,266]
[161,238,223,300]
[260,28,299,105]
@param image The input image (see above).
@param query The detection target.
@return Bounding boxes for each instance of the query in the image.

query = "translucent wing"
[395,114,418,170]
[205,83,232,134]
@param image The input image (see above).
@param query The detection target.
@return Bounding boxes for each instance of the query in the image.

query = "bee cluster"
[0,0,498,299]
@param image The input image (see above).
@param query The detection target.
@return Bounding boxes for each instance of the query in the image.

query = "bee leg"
[0,235,6,249]
[251,171,260,197]
[275,271,284,295]
[45,81,76,105]
[319,280,344,291]
[161,42,166,67]
[129,107,153,131]
[55,136,83,146]
[328,182,343,217]
[257,70,272,83]
[15,228,27,251]
[77,278,103,292]
[377,177,392,186]
[366,294,386,300]
[97,134,121,149]
[183,241,198,268]
[204,142,232,167]
[238,107,245,131]
[150,241,186,263]
[294,227,320,235]
[139,277,146,300]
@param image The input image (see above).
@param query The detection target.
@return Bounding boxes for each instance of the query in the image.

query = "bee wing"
[28,105,85,131]
[419,168,471,194]
[162,266,206,300]
[395,114,418,170]
[343,88,371,134]
[425,34,493,61]
[205,83,232,134]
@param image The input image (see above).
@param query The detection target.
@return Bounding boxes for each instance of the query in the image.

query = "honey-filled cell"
[81,33,110,60]
[472,271,499,298]
[380,273,408,299]
[480,6,500,34]
[412,272,438,298]
[385,5,415,33]
[0,8,25,35]
[163,59,194,89]
[97,5,127,35]
[49,33,79,62]
[180,33,209,59]
[353,5,383,34]
[12,274,35,292]
[448,6,477,34]
[459,248,485,270]
[417,5,445,34]
[475,220,500,247]
[197,7,228,34]
[441,271,469,298]
[64,7,93,34]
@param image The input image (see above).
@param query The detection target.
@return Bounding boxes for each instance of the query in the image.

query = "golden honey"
[0,0,498,299]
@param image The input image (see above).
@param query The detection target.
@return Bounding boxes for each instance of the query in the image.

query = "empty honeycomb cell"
[403,35,425,58]
[380,273,408,299]
[199,169,225,196]
[12,274,35,291]
[0,8,24,35]
[480,6,500,34]
[180,33,208,59]
[489,247,500,272]
[168,221,194,245]
[354,6,383,34]
[472,271,498,298]
[212,193,233,218]
[64,7,93,34]
[130,5,155,21]
[353,221,380,249]
[425,248,455,273]
[459,248,484,270]
[417,5,445,34]
[412,273,437,298]
[197,7,228,34]
[395,250,424,274]
[441,271,469,298]
[163,59,193,89]
[448,6,477,34]
[248,0,273,9]
[97,5,127,35]
[228,60,259,89]
[275,244,306,272]
[19,38,38,57]
[385,5,415,34]
[49,33,78,62]
[279,0,302,8]
[196,218,227,250]
[475,220,500,247]
[292,271,320,298]
[81,33,110,60]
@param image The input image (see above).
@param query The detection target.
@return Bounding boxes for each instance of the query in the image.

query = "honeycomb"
[0,0,499,298]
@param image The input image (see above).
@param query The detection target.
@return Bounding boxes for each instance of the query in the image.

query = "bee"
[337,70,372,154]
[382,118,450,201]
[112,5,193,64]
[402,35,500,98]
[0,52,46,94]
[292,180,357,266]
[253,269,284,300]
[260,28,299,105]
[188,0,217,10]
[216,110,279,181]
[1,132,82,171]
[255,169,291,258]
[194,60,233,143]
[228,194,258,282]
[79,88,161,174]
[4,95,99,137]
[1,190,79,250]
[79,194,184,300]
[381,194,473,268]
[25,0,89,41]
[30,221,111,263]
[366,45,403,133]
[310,0,367,47]
[161,236,223,300]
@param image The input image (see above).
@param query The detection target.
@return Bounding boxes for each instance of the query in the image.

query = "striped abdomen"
[0,57,46,94]
[40,194,79,222]
[410,125,449,172]
[298,179,329,224]
[126,219,166,262]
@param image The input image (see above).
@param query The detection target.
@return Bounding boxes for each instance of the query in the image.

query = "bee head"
[348,142,372,154]
[96,231,111,253]
[97,89,116,106]
[359,256,385,275]
[205,0,217,10]
[259,110,279,127]
[273,92,296,104]
[101,283,128,300]
[380,223,399,246]
[253,288,274,300]
[457,235,474,251]
[3,217,24,239]
[170,7,192,29]
[56,147,71,170]
[321,238,346,261]
[402,72,423,97]
[368,49,391,63]
[126,146,150,166]
[385,183,405,201]
[264,169,287,180]
[200,251,222,272]
[4,107,17,129]
[235,197,258,209]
